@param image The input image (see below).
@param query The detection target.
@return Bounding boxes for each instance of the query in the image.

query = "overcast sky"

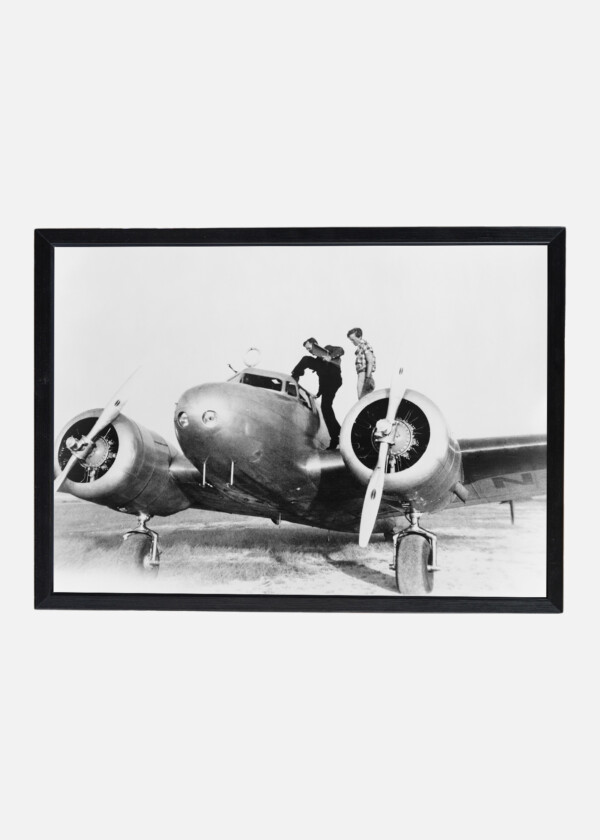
[55,245,547,445]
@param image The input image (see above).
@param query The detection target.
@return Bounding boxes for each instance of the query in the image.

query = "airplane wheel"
[119,533,160,576]
[395,534,434,595]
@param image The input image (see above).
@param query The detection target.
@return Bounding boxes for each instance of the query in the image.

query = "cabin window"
[241,373,283,391]
[286,382,298,397]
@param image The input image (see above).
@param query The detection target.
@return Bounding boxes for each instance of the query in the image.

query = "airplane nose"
[175,384,234,439]
[175,386,224,435]
[174,383,263,466]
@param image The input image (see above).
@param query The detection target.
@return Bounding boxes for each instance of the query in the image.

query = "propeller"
[54,368,140,494]
[358,368,405,547]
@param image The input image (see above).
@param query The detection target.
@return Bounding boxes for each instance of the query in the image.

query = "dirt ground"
[53,497,547,597]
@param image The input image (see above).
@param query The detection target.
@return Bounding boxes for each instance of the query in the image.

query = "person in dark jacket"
[291,337,344,450]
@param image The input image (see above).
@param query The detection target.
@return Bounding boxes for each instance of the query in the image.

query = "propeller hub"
[66,434,94,460]
[389,419,417,458]
[374,418,394,439]
[82,436,111,468]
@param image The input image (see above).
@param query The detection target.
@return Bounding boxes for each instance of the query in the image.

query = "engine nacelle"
[339,388,463,513]
[54,410,191,516]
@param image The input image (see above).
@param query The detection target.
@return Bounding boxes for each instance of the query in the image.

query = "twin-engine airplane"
[54,365,547,595]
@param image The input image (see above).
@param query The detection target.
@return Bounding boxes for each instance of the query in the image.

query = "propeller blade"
[54,367,141,494]
[386,366,405,423]
[85,394,128,442]
[358,368,406,547]
[358,441,390,547]
[54,453,79,494]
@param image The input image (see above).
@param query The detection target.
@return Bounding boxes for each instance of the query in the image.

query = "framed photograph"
[35,228,564,612]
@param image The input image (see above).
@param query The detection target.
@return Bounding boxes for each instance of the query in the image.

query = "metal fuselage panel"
[174,380,360,526]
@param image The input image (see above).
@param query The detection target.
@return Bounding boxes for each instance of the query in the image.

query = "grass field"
[53,497,547,596]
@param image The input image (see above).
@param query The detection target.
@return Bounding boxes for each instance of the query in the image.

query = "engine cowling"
[339,388,463,513]
[54,409,191,516]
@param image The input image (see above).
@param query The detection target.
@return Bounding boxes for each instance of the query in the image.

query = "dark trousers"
[320,381,341,441]
[291,356,342,442]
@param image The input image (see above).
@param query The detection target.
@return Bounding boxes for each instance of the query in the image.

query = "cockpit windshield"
[241,373,283,392]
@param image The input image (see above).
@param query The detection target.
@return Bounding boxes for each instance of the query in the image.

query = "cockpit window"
[241,373,283,391]
[286,382,298,397]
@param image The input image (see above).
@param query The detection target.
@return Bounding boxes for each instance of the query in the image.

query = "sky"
[54,245,547,446]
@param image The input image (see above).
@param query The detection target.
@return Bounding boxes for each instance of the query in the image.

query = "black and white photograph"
[46,232,556,604]
[8,1,598,838]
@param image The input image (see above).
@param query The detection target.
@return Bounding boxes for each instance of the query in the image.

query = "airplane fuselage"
[172,368,459,534]
[174,373,370,531]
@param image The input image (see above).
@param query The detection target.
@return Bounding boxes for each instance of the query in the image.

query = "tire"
[118,533,160,576]
[395,534,434,595]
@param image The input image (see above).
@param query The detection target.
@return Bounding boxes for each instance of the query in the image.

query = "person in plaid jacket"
[347,327,376,399]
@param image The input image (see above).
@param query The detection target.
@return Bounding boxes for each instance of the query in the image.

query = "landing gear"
[391,510,439,595]
[121,513,160,574]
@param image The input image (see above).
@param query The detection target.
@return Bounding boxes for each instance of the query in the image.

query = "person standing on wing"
[347,327,376,399]
[291,337,344,450]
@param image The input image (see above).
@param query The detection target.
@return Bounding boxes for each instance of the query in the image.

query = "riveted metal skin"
[173,380,329,513]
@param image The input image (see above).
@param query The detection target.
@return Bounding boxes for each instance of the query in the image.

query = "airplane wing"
[287,433,548,533]
[451,434,547,506]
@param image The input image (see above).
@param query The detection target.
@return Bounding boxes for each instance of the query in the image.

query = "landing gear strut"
[122,513,160,572]
[390,510,439,595]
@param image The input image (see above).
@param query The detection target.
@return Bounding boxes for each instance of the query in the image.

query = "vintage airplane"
[54,364,547,595]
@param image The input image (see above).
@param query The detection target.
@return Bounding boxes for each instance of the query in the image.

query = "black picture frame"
[35,227,564,613]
